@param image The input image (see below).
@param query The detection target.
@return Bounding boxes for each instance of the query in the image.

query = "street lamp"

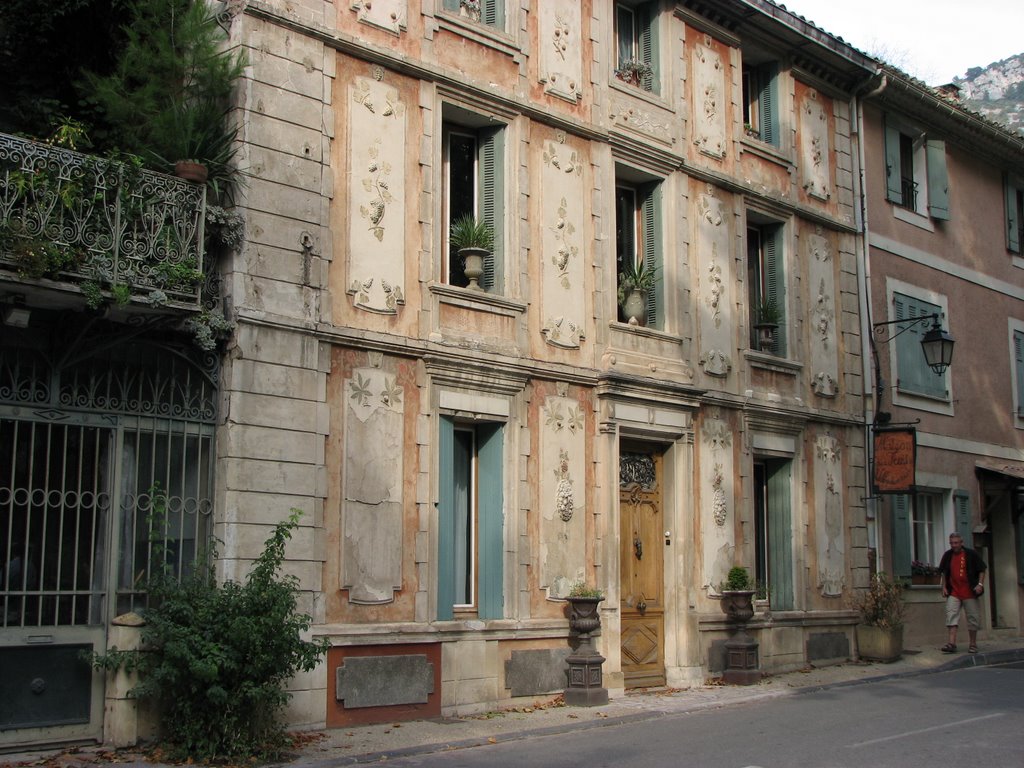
[871,313,955,424]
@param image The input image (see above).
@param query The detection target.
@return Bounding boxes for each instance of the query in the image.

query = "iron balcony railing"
[0,132,205,310]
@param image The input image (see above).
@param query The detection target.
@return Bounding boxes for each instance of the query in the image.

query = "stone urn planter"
[620,289,647,326]
[719,590,755,624]
[458,246,489,291]
[564,589,608,707]
[719,567,759,685]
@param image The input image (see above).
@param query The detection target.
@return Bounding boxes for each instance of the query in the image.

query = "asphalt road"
[377,663,1024,768]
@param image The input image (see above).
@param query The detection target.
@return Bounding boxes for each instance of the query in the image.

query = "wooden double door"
[619,450,665,688]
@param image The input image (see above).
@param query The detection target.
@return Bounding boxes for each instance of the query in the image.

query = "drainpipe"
[853,74,887,576]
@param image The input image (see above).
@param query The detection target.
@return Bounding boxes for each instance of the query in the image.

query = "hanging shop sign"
[873,427,916,494]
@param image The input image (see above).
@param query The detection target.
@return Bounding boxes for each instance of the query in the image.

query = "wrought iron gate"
[0,314,216,747]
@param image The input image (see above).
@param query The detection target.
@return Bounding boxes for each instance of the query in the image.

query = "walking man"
[939,532,986,654]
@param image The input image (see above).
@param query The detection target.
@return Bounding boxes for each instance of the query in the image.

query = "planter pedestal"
[720,590,760,685]
[564,596,609,707]
[856,624,903,662]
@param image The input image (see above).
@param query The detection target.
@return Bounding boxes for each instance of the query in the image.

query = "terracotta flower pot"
[174,160,209,184]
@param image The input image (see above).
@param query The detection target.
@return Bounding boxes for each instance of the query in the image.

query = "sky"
[777,0,1024,85]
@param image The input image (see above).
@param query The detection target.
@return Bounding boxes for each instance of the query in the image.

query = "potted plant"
[719,566,756,624]
[617,258,658,325]
[753,298,782,352]
[911,560,942,586]
[853,573,905,662]
[566,580,604,636]
[449,214,494,291]
[614,58,654,88]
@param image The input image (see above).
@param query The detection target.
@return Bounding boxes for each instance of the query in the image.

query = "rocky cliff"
[953,53,1024,135]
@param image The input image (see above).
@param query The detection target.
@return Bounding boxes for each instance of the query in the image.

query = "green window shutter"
[763,226,786,356]
[884,118,903,204]
[758,65,779,147]
[926,140,950,220]
[437,417,455,620]
[443,0,459,10]
[476,424,504,619]
[1015,331,1024,415]
[766,461,794,610]
[477,126,504,292]
[482,0,504,28]
[1006,176,1021,254]
[954,490,972,543]
[893,293,945,398]
[891,494,912,579]
[638,3,658,92]
[640,183,662,330]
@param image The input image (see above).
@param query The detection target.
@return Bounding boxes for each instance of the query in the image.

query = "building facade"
[2,0,889,747]
[861,69,1024,648]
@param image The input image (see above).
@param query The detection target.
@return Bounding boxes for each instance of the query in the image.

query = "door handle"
[633,536,643,560]
[637,598,647,614]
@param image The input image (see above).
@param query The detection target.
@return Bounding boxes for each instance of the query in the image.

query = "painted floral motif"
[712,463,728,526]
[816,435,840,463]
[554,449,575,522]
[813,372,837,397]
[381,279,404,311]
[550,197,578,289]
[544,402,583,433]
[814,278,832,344]
[706,258,723,327]
[552,14,570,60]
[700,349,732,377]
[542,140,582,175]
[348,370,403,418]
[359,140,393,242]
[702,412,732,451]
[543,316,583,348]
[352,79,398,117]
[349,372,374,408]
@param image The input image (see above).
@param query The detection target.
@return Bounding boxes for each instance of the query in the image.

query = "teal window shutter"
[476,424,504,619]
[758,65,779,146]
[953,490,972,544]
[884,118,903,204]
[1015,331,1024,415]
[1006,176,1021,254]
[477,126,504,292]
[926,140,949,220]
[766,461,794,610]
[638,2,658,93]
[893,293,945,398]
[482,0,504,28]
[640,183,662,330]
[891,494,912,579]
[443,0,459,10]
[437,417,455,620]
[764,226,786,356]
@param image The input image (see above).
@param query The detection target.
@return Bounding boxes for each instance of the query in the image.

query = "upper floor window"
[742,61,779,146]
[747,218,786,356]
[892,292,948,400]
[615,178,663,329]
[614,1,658,93]
[1005,174,1024,254]
[1012,327,1024,419]
[442,116,505,292]
[442,0,504,29]
[884,117,949,219]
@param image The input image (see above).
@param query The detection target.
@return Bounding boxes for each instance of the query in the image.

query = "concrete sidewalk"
[4,640,1023,768]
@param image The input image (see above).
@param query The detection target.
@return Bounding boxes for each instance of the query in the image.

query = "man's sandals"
[941,643,957,653]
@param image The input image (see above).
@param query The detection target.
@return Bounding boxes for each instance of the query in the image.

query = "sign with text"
[873,428,916,493]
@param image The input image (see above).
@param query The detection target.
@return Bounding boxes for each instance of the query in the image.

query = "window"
[747,218,786,356]
[742,61,779,146]
[883,117,949,219]
[1014,329,1024,417]
[892,292,947,400]
[911,492,943,569]
[1005,174,1024,254]
[753,459,793,610]
[437,418,503,620]
[443,119,504,291]
[615,180,663,329]
[891,491,970,579]
[614,1,658,92]
[442,0,504,29]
